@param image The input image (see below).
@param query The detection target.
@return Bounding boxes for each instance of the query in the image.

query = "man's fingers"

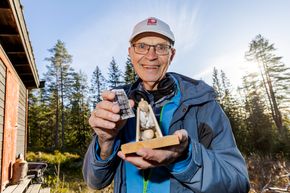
[118,151,154,170]
[129,99,135,108]
[89,116,116,129]
[96,100,120,114]
[136,148,153,159]
[99,91,133,114]
[136,148,168,164]
[174,129,188,142]
[117,151,125,160]
[101,90,116,101]
[93,107,120,122]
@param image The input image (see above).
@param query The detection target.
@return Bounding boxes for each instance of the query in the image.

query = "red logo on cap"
[147,18,157,25]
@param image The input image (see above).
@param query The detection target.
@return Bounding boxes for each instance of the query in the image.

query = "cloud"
[68,0,202,79]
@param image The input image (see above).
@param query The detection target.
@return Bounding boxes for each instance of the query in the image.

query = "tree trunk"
[55,90,59,149]
[60,68,65,150]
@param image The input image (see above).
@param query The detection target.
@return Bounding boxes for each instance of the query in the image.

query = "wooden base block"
[121,135,180,154]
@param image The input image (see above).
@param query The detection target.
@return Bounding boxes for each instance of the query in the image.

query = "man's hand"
[89,90,134,160]
[117,129,189,169]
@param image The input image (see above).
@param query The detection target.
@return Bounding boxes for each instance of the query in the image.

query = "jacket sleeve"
[82,135,121,190]
[167,101,250,193]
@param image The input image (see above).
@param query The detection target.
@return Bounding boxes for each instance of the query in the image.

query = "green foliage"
[245,34,290,134]
[27,38,290,192]
[108,57,123,88]
[90,66,106,109]
[28,89,56,150]
[212,68,249,152]
[26,151,104,192]
[65,71,92,154]
[43,40,74,149]
[26,151,79,164]
[241,72,275,153]
[124,56,138,84]
[212,35,290,156]
[26,151,84,192]
[28,40,94,153]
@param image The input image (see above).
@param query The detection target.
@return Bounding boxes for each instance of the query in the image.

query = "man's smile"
[141,64,160,70]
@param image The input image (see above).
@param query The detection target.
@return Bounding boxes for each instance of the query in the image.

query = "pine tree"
[212,68,247,152]
[108,57,123,88]
[245,34,290,134]
[45,40,73,149]
[241,72,274,153]
[124,56,138,84]
[90,66,106,109]
[220,70,242,130]
[28,87,55,150]
[28,89,42,148]
[212,67,223,104]
[66,71,92,153]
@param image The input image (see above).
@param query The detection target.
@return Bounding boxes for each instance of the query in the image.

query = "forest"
[27,34,290,192]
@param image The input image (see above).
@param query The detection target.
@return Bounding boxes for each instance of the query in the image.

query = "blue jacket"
[83,73,250,193]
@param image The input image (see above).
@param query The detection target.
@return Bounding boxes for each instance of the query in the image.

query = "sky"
[21,0,290,87]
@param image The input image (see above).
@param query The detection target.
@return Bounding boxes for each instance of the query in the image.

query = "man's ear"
[128,47,131,56]
[170,48,176,62]
[128,46,135,59]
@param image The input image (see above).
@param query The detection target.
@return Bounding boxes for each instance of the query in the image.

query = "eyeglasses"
[132,43,172,55]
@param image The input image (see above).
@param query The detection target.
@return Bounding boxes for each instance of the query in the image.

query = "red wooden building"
[0,0,39,190]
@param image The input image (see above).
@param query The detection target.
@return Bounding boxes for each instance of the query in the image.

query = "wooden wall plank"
[0,59,6,186]
[16,82,26,156]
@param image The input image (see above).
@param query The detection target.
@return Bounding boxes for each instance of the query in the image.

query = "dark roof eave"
[8,0,39,88]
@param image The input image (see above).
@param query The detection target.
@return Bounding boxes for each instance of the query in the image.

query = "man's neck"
[142,81,158,91]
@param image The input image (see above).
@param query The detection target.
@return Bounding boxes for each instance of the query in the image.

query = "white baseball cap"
[129,17,175,44]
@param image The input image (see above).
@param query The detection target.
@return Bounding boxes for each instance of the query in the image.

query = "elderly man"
[83,17,250,193]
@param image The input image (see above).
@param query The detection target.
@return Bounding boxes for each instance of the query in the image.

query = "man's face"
[128,33,175,90]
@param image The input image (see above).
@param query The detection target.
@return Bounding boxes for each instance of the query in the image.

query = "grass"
[27,151,290,193]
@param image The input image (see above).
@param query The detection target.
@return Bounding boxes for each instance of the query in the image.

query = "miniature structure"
[121,98,180,154]
[136,99,162,141]
[113,89,135,120]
